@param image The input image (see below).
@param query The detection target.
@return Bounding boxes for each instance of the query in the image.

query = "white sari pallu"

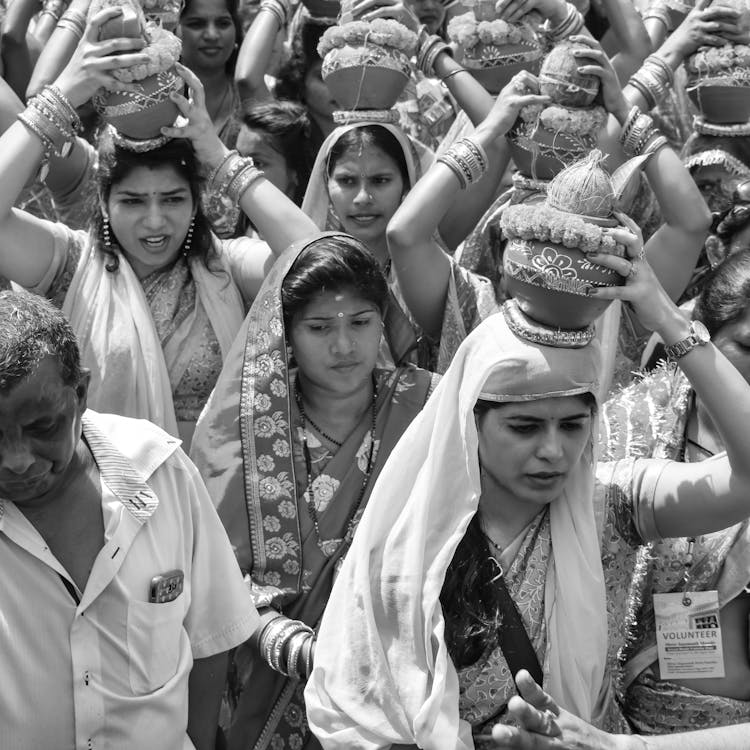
[305,308,609,750]
[62,240,245,441]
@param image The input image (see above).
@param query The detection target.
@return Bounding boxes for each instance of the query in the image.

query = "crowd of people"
[1,0,750,748]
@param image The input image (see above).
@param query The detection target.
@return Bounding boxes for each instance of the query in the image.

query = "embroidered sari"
[190,233,436,750]
[301,122,497,373]
[601,368,750,732]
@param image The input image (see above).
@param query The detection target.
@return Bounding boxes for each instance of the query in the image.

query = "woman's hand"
[349,0,421,31]
[568,35,629,125]
[488,671,636,749]
[666,0,750,59]
[495,0,568,25]
[587,212,683,336]
[476,71,550,141]
[161,62,226,168]
[53,6,150,108]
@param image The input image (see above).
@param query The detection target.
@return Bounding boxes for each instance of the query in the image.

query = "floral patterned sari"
[190,233,437,750]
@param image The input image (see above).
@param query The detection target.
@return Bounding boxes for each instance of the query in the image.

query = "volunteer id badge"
[654,590,725,679]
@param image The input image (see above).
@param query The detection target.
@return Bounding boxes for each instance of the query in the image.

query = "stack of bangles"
[18,85,81,179]
[545,2,585,43]
[258,0,291,27]
[619,106,668,158]
[417,25,453,77]
[259,614,316,680]
[628,54,675,111]
[207,150,265,204]
[437,136,489,188]
[56,8,87,39]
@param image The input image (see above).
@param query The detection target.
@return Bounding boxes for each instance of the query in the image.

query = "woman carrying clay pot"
[0,6,317,449]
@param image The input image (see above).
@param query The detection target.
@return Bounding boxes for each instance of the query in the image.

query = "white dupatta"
[62,238,245,439]
[305,309,609,749]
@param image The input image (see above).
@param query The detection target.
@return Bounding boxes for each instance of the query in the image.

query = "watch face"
[693,320,711,344]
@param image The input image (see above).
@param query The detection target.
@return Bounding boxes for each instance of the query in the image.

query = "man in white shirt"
[0,290,259,750]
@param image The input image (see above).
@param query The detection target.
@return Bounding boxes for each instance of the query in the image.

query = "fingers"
[507,696,562,738]
[585,252,634,280]
[84,6,130,42]
[174,62,204,108]
[612,210,643,246]
[514,670,561,717]
[694,0,712,10]
[568,33,599,49]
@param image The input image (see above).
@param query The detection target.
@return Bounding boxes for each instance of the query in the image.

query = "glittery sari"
[601,367,750,732]
[190,234,436,750]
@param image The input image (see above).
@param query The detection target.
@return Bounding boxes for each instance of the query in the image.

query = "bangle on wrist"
[437,136,488,189]
[545,2,584,42]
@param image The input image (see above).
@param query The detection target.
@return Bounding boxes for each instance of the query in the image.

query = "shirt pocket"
[127,595,185,694]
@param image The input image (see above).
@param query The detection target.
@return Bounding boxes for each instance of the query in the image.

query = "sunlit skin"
[0,356,89,508]
[179,0,237,73]
[476,395,593,547]
[289,288,383,403]
[327,145,406,262]
[236,126,296,199]
[106,165,195,280]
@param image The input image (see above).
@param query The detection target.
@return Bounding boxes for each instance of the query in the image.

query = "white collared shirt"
[0,411,258,750]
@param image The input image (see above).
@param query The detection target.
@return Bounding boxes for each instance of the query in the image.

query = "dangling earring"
[102,213,112,249]
[183,215,195,258]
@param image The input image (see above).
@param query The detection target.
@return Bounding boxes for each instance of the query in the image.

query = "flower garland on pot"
[507,41,607,181]
[90,0,182,147]
[318,17,418,116]
[500,150,629,333]
[447,0,543,94]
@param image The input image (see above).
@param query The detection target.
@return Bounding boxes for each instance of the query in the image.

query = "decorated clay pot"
[462,41,543,95]
[302,0,340,18]
[503,237,622,329]
[686,82,750,124]
[508,119,595,181]
[95,68,181,140]
[322,44,411,110]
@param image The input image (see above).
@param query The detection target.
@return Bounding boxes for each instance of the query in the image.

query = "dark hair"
[326,125,410,188]
[694,249,750,336]
[181,0,243,74]
[0,291,82,394]
[241,101,313,205]
[281,235,389,332]
[94,135,214,272]
[441,392,596,669]
[275,20,329,103]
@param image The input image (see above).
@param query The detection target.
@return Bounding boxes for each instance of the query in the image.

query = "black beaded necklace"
[294,376,378,558]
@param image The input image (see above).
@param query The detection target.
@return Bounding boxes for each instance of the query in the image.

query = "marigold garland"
[317,19,418,57]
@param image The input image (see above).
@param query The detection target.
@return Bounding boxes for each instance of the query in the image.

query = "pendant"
[317,538,343,558]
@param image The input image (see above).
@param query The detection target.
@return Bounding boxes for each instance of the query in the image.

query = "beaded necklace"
[294,376,378,558]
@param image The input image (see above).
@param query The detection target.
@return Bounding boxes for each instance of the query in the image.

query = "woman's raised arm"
[164,63,318,257]
[386,73,549,339]
[589,221,750,540]
[0,7,148,288]
[577,35,711,301]
[234,0,290,105]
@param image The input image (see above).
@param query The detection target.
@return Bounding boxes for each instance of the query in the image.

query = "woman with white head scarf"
[305,221,750,748]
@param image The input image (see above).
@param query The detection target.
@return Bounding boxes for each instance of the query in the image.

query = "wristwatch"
[663,320,711,361]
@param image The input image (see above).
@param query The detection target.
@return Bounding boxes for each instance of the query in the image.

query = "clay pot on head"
[322,44,411,110]
[462,41,543,95]
[508,119,594,181]
[503,237,622,329]
[686,82,750,125]
[96,68,182,140]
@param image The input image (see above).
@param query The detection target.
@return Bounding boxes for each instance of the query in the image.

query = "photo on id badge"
[150,569,185,603]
